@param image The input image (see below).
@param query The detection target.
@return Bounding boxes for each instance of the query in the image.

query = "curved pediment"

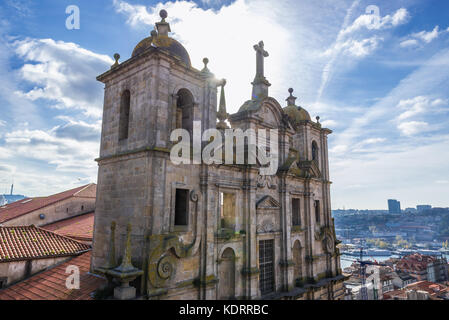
[232,97,294,131]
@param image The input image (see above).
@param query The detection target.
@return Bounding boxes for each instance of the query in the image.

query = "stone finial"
[217,79,229,130]
[106,223,143,300]
[251,40,271,100]
[201,57,210,72]
[316,116,320,123]
[286,88,297,106]
[156,9,171,36]
[111,53,120,69]
[200,57,214,79]
[118,223,134,272]
[151,29,157,37]
[160,9,168,22]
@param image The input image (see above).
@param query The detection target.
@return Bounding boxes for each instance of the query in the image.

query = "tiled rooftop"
[405,280,447,293]
[0,184,96,224]
[396,253,438,272]
[0,225,90,262]
[42,212,95,243]
[0,251,106,300]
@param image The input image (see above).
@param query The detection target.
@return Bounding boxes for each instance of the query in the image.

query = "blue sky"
[0,0,448,209]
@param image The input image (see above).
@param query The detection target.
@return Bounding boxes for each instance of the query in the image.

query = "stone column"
[242,168,259,299]
[279,175,294,291]
[304,181,314,281]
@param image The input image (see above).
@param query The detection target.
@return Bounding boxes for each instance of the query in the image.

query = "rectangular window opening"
[220,192,236,230]
[175,189,189,226]
[292,198,301,226]
[259,239,274,295]
[315,200,321,224]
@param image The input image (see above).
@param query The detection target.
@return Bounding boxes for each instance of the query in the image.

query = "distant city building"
[417,205,432,212]
[404,207,417,214]
[0,184,26,206]
[388,199,401,214]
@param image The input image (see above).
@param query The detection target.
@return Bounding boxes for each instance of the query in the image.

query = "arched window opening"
[292,198,301,226]
[119,90,131,140]
[176,89,194,134]
[293,241,303,282]
[218,248,236,299]
[312,141,318,162]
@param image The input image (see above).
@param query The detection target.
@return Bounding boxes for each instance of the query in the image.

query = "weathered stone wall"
[0,256,71,287]
[2,195,95,227]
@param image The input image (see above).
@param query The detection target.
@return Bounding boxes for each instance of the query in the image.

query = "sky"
[0,0,448,209]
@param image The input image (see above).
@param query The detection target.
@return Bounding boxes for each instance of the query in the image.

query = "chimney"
[10,184,13,195]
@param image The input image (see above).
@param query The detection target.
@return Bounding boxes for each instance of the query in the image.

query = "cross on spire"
[251,40,271,100]
[254,41,269,80]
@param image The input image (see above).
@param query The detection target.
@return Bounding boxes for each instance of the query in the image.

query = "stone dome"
[131,10,191,67]
[132,35,191,67]
[283,104,311,123]
[282,88,311,124]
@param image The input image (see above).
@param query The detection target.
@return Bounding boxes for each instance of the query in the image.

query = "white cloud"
[400,39,418,48]
[317,6,409,100]
[4,128,99,174]
[323,36,382,58]
[412,26,440,44]
[400,25,447,48]
[321,119,337,128]
[396,96,447,120]
[12,38,113,118]
[391,8,410,26]
[359,137,386,145]
[112,0,153,28]
[397,121,429,136]
[53,118,101,141]
[341,7,409,35]
[330,144,348,154]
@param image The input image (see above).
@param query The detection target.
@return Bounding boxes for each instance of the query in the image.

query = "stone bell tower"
[91,10,224,298]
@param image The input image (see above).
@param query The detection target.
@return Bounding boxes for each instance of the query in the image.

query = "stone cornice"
[97,47,204,84]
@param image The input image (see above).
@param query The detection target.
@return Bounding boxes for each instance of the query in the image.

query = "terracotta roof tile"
[0,184,96,224]
[42,212,94,242]
[0,225,90,262]
[0,251,106,300]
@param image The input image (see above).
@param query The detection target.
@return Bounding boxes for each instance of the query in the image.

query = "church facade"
[91,10,345,300]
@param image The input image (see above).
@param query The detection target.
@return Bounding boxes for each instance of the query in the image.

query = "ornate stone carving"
[157,254,176,280]
[257,175,277,189]
[315,226,336,254]
[190,189,199,202]
[257,219,275,234]
[147,234,198,290]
